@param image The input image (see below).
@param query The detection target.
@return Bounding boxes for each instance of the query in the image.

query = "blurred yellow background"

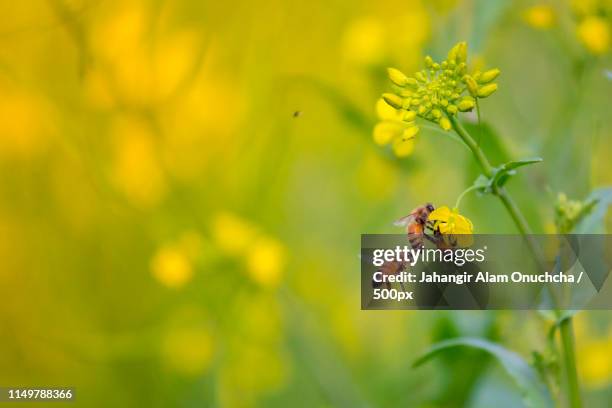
[0,0,610,406]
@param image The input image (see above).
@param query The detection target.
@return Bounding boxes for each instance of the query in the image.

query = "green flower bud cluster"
[381,42,500,135]
[554,193,597,233]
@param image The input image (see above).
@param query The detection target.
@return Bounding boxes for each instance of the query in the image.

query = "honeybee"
[394,203,436,249]
[370,203,437,290]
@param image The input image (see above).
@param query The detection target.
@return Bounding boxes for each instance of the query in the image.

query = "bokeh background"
[0,0,611,406]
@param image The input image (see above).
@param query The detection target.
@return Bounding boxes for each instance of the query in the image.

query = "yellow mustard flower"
[575,314,612,389]
[110,116,167,207]
[428,206,474,247]
[0,80,54,159]
[375,42,500,157]
[151,244,193,288]
[523,5,556,30]
[429,206,474,235]
[579,338,612,388]
[373,98,416,157]
[342,17,385,65]
[577,16,610,55]
[246,236,286,288]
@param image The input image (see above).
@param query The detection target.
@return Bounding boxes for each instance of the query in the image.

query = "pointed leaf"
[492,157,543,188]
[414,337,553,408]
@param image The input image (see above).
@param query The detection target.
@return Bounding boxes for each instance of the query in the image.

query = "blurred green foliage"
[0,0,610,407]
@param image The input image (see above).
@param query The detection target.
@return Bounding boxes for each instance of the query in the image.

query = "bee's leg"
[424,234,438,245]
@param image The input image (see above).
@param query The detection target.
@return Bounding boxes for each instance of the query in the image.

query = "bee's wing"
[393,214,416,227]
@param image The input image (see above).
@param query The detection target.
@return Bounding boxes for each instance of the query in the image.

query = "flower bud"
[446,104,458,115]
[405,78,418,87]
[382,93,403,109]
[402,125,419,140]
[456,42,468,63]
[448,42,467,63]
[455,62,467,75]
[403,110,416,122]
[439,117,452,131]
[415,71,427,82]
[477,83,498,98]
[431,109,442,119]
[424,56,434,67]
[387,68,410,87]
[479,68,500,84]
[463,75,479,96]
[457,97,475,111]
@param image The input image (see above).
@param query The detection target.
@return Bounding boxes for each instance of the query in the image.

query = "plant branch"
[560,318,582,408]
[448,114,582,408]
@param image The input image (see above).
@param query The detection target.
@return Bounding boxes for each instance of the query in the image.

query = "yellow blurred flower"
[159,73,245,181]
[575,314,612,389]
[211,212,257,255]
[110,117,167,207]
[577,16,610,55]
[0,81,54,158]
[151,245,193,288]
[523,5,556,30]
[429,206,474,246]
[579,338,612,388]
[342,17,385,65]
[89,2,200,107]
[246,236,286,288]
[161,327,214,375]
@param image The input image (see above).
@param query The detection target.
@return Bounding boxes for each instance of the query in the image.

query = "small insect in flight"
[293,110,301,118]
[394,203,436,249]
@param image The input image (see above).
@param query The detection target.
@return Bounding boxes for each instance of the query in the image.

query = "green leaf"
[492,157,543,188]
[473,157,543,194]
[575,187,612,233]
[414,337,554,408]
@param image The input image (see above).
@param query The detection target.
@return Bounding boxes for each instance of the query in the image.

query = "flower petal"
[428,206,451,222]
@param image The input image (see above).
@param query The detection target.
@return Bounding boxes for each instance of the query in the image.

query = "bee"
[371,203,436,290]
[394,203,436,249]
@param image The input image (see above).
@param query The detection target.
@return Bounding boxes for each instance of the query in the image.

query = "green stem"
[448,114,581,408]
[560,318,582,408]
[454,184,480,209]
[448,115,534,237]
